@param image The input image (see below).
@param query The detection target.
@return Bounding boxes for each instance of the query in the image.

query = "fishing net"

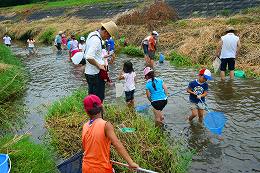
[57,151,83,173]
[203,112,227,135]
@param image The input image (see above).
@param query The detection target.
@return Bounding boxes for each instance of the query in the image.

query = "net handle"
[111,160,158,173]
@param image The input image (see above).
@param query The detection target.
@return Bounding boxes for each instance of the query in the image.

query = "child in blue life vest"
[187,68,212,122]
[144,67,168,126]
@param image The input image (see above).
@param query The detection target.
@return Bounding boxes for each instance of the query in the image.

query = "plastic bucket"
[0,154,10,173]
[234,70,245,78]
[159,53,164,63]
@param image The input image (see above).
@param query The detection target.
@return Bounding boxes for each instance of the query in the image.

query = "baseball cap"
[80,36,85,41]
[199,68,212,80]
[143,66,153,76]
[83,95,102,112]
[152,31,159,36]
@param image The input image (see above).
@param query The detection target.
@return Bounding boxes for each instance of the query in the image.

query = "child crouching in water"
[118,61,136,107]
[187,68,212,122]
[144,67,168,126]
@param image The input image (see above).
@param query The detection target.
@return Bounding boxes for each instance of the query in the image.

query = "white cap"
[152,31,159,36]
[80,36,85,41]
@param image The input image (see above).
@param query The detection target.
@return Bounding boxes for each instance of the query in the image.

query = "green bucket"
[234,70,246,78]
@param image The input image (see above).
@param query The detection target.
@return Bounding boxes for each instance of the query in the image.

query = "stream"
[8,44,260,173]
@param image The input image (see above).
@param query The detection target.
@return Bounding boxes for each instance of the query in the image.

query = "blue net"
[57,151,83,173]
[135,104,150,112]
[203,112,227,135]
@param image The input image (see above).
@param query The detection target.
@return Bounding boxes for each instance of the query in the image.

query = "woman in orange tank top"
[82,94,139,173]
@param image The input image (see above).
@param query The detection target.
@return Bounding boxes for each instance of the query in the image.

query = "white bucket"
[115,83,124,98]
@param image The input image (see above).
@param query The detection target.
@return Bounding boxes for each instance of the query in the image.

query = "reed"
[46,89,193,173]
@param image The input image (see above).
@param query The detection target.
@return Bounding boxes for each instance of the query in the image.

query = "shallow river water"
[10,44,260,173]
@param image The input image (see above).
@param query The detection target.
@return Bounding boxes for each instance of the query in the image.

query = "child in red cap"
[187,68,212,122]
[82,94,138,173]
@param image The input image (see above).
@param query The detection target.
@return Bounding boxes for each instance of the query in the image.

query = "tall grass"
[0,135,57,173]
[38,28,56,44]
[0,44,27,103]
[121,45,144,57]
[46,89,193,172]
[170,51,193,67]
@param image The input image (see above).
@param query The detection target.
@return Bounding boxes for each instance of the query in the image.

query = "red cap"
[83,94,102,112]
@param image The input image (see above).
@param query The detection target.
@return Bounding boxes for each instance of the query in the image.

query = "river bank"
[46,89,193,172]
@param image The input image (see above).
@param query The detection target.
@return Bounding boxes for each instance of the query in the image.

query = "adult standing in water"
[54,31,62,52]
[3,34,11,47]
[148,31,159,68]
[216,27,241,80]
[84,21,118,102]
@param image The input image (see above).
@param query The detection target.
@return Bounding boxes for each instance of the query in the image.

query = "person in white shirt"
[84,21,118,102]
[118,61,136,107]
[27,37,35,55]
[3,34,11,47]
[78,36,86,52]
[216,27,241,80]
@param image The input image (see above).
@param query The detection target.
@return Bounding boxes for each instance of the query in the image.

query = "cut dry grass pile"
[46,89,193,172]
[0,63,11,72]
[117,2,178,28]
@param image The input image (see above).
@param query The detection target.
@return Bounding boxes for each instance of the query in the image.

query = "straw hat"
[58,31,63,34]
[101,21,118,38]
[226,26,236,32]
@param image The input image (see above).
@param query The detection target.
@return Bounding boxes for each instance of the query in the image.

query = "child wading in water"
[144,67,168,126]
[118,61,136,107]
[187,68,212,122]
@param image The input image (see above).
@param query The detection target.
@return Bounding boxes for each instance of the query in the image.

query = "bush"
[0,135,57,173]
[121,45,144,57]
[39,28,56,44]
[170,51,193,67]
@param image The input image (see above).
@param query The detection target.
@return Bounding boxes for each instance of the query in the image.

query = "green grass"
[0,44,27,103]
[46,89,193,172]
[169,51,193,67]
[121,45,144,57]
[38,28,56,44]
[0,135,57,173]
[4,0,118,12]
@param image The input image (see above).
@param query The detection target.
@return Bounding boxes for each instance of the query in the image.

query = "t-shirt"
[123,72,136,91]
[79,43,86,51]
[188,79,208,103]
[106,38,115,51]
[84,31,103,75]
[27,39,35,48]
[145,77,167,102]
[3,36,11,45]
[148,36,156,52]
[55,34,62,44]
[70,40,79,52]
[220,33,239,59]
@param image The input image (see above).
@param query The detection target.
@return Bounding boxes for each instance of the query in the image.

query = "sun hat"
[58,31,63,34]
[83,94,102,112]
[143,66,153,76]
[152,31,159,36]
[101,21,118,38]
[199,68,212,80]
[226,26,236,32]
[80,36,85,41]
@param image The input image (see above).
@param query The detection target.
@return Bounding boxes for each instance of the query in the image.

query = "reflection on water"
[7,44,260,172]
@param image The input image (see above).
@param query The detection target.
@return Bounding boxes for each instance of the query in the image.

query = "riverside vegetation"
[1,2,258,77]
[46,89,194,173]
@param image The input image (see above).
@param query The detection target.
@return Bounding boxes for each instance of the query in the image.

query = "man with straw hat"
[216,26,241,80]
[84,21,118,102]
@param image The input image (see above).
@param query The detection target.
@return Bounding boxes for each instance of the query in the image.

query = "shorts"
[220,58,235,71]
[190,102,205,110]
[143,44,148,55]
[28,47,34,54]
[151,99,167,111]
[125,90,135,102]
[148,51,155,60]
